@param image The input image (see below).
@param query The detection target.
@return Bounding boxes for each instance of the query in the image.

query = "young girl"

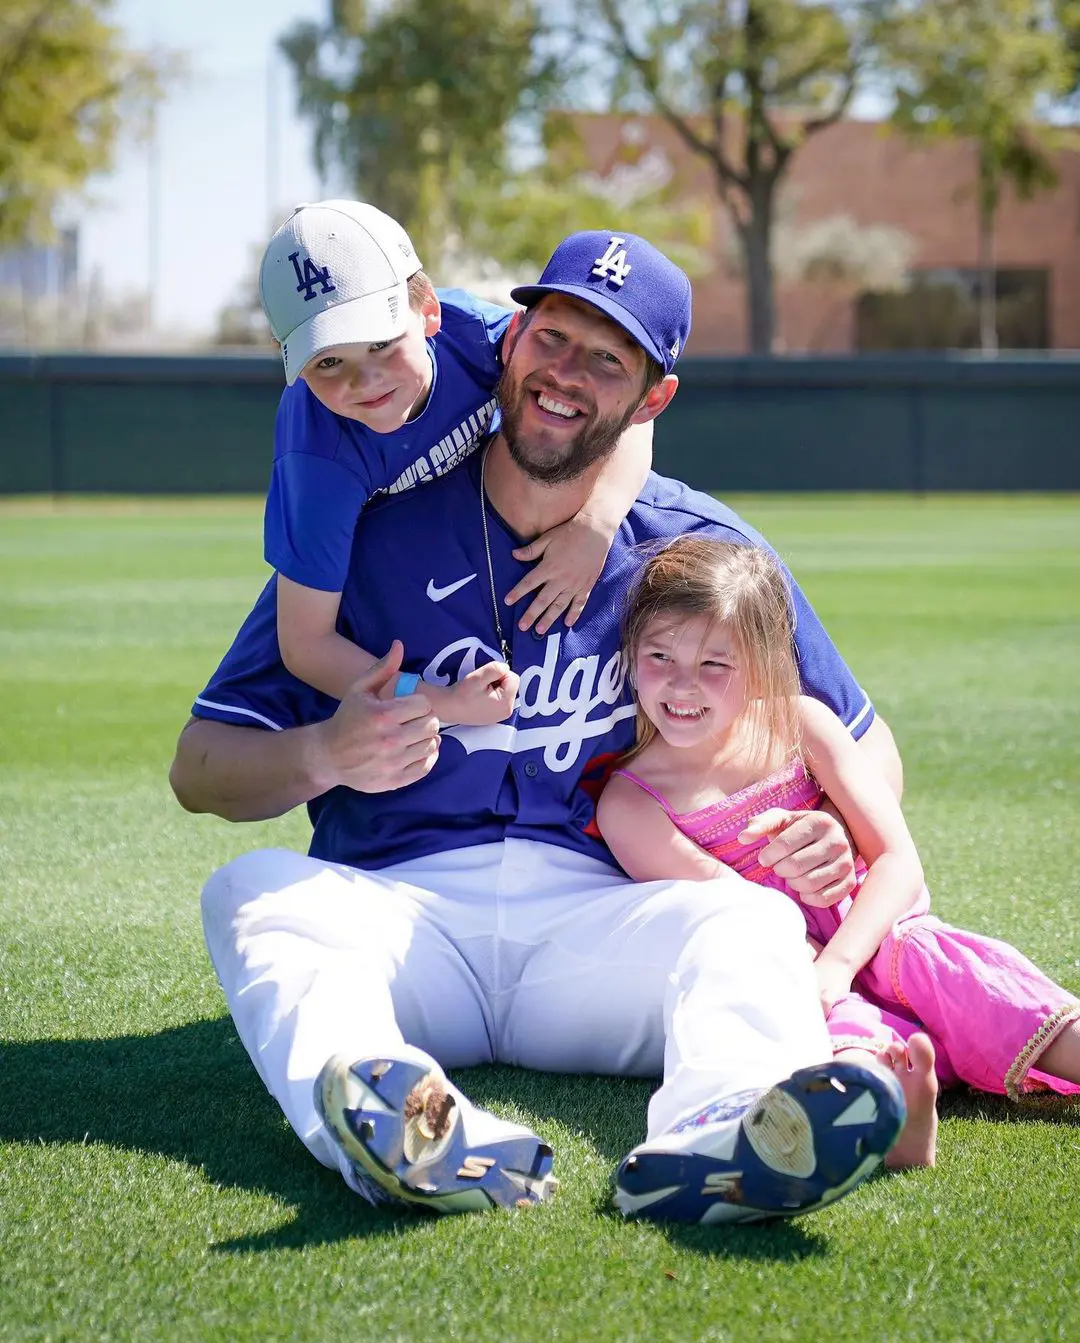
[597,536,1080,1169]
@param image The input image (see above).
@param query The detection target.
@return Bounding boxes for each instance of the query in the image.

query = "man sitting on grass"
[170,229,908,1224]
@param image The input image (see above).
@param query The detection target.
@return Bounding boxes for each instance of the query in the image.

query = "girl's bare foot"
[879,1033,938,1169]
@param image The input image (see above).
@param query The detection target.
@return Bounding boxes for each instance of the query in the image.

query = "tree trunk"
[976,144,998,355]
[740,187,776,355]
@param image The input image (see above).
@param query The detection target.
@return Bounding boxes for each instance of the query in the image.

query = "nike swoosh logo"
[426,573,478,602]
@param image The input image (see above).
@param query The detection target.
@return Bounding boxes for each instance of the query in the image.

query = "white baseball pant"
[200,838,833,1183]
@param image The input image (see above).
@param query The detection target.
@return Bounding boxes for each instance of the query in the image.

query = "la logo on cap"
[592,236,632,288]
[290,250,336,302]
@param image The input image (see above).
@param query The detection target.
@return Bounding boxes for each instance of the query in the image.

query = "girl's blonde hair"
[621,536,801,773]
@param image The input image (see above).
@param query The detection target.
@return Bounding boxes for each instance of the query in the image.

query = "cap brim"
[508,282,666,370]
[281,282,411,385]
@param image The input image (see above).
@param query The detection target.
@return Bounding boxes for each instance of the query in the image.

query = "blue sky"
[77,0,331,337]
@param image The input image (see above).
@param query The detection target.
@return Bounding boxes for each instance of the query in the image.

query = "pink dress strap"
[609,767,676,816]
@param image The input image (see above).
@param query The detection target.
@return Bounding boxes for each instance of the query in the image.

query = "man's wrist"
[299,719,339,798]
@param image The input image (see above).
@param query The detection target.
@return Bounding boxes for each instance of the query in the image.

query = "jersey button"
[523,762,539,778]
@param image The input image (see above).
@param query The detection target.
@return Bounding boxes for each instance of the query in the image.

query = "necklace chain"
[479,446,512,663]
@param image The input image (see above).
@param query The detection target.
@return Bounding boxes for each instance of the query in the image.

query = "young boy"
[258,199,652,724]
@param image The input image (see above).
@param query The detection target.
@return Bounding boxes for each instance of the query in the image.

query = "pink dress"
[613,759,1080,1099]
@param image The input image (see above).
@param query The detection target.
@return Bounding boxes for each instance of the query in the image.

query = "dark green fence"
[1,351,1078,494]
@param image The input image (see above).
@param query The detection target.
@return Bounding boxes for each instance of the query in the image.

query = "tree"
[723,194,915,349]
[0,0,165,248]
[280,0,708,286]
[281,0,563,273]
[1056,0,1080,99]
[571,0,887,353]
[457,113,711,278]
[883,0,1077,352]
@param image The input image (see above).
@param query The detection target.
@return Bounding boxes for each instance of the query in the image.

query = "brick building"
[573,114,1080,354]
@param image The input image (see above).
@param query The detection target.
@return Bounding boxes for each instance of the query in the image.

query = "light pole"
[147,100,161,335]
[266,42,281,226]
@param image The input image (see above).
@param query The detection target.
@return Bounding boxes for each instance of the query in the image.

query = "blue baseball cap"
[510,231,692,374]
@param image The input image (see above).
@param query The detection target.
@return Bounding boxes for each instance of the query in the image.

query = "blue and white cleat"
[315,1049,557,1215]
[614,1060,905,1225]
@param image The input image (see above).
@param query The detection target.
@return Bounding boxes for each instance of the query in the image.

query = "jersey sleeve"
[785,573,874,739]
[191,576,337,730]
[435,289,512,385]
[263,384,374,593]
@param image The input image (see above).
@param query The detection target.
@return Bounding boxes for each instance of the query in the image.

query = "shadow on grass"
[0,1017,655,1255]
[2,1017,393,1250]
[938,1088,1080,1127]
[589,1190,831,1262]
[10,1021,1063,1259]
[649,1217,829,1262]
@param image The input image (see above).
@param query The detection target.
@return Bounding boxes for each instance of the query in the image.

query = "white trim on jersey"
[847,695,873,735]
[194,696,283,731]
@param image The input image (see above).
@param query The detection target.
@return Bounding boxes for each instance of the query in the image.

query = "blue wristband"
[394,672,421,698]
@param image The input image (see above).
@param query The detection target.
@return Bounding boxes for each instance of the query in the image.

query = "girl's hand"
[814,956,855,1017]
[739,807,857,907]
[436,661,519,727]
[505,514,614,636]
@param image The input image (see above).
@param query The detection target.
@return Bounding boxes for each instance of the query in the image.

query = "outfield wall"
[1,352,1078,494]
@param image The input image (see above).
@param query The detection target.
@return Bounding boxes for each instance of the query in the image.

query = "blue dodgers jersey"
[263,288,512,592]
[195,453,875,872]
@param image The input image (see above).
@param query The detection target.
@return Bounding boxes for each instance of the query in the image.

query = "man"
[171,230,906,1224]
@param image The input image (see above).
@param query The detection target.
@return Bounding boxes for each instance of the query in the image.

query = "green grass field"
[1,494,1078,1342]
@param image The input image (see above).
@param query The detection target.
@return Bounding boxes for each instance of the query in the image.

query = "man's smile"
[535,391,582,419]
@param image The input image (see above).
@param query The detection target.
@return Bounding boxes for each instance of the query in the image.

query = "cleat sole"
[614,1060,905,1225]
[316,1053,557,1215]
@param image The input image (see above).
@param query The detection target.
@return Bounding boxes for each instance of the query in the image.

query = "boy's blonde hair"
[621,537,801,773]
[407,271,436,311]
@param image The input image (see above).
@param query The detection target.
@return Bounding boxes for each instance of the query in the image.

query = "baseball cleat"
[315,1049,557,1214]
[614,1059,905,1225]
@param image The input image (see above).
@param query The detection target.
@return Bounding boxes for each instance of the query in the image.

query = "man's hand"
[505,514,612,635]
[309,641,442,794]
[739,807,857,907]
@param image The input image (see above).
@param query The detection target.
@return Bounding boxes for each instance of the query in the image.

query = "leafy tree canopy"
[280,0,705,277]
[567,0,883,351]
[885,0,1077,209]
[0,0,164,248]
[882,0,1078,349]
[281,0,562,269]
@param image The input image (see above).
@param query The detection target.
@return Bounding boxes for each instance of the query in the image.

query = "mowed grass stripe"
[1,495,1078,1343]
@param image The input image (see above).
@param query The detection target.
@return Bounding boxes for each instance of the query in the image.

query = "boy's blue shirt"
[264,288,512,593]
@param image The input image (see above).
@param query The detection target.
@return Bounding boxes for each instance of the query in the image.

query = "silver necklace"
[479,446,512,663]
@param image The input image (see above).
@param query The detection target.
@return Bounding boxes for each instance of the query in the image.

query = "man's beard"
[495,365,638,485]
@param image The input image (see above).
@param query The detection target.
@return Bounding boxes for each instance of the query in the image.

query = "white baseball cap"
[259,199,423,385]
